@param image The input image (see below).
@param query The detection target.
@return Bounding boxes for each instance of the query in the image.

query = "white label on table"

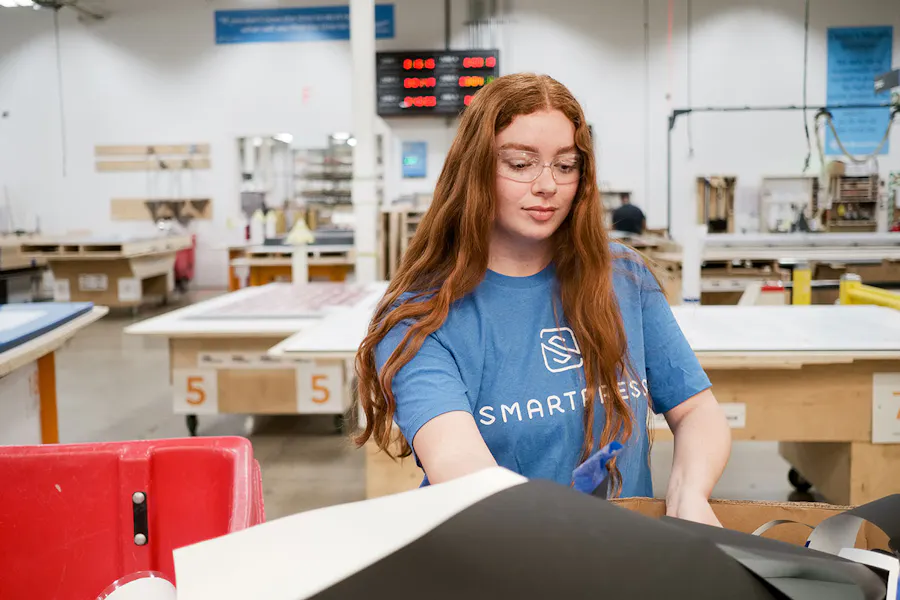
[173,369,219,415]
[78,274,108,292]
[652,402,746,430]
[198,352,311,369]
[53,279,71,302]
[297,363,345,414]
[118,277,142,302]
[872,373,900,444]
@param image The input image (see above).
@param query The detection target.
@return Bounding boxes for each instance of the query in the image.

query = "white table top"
[273,302,900,366]
[125,282,388,339]
[672,305,900,353]
[268,298,381,359]
[0,306,108,377]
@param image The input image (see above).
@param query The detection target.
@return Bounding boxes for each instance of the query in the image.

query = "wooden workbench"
[648,232,900,305]
[21,234,191,309]
[125,282,386,435]
[228,244,356,289]
[0,303,108,445]
[341,303,900,504]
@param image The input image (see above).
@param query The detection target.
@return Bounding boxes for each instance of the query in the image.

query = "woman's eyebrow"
[499,142,539,152]
[556,145,577,153]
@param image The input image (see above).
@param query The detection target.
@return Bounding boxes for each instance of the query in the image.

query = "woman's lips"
[524,206,556,222]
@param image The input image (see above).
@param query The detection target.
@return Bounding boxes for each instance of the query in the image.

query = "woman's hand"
[666,489,723,527]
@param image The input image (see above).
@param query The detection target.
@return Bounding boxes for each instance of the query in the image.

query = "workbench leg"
[186,414,199,437]
[38,352,59,444]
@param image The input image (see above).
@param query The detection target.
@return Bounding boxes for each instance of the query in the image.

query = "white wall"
[1,0,898,287]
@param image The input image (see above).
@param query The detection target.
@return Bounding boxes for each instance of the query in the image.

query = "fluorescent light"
[273,133,293,144]
[332,132,351,141]
[0,1,20,7]
[346,137,358,147]
[17,1,35,6]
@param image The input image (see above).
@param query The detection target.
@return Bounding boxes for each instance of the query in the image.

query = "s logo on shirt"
[539,327,583,373]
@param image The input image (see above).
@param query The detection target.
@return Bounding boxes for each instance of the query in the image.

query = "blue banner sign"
[826,26,893,156]
[215,4,395,45]
[401,141,428,178]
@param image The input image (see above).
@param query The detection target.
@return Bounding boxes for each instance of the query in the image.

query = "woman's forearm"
[665,389,731,507]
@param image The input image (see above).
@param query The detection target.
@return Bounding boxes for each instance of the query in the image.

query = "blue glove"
[572,441,624,496]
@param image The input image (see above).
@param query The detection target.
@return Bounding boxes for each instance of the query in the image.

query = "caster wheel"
[788,467,812,493]
[186,414,199,437]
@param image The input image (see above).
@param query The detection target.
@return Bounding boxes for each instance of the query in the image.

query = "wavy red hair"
[354,73,635,494]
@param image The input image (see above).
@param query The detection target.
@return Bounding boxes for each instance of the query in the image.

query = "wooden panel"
[365,439,422,499]
[95,144,210,156]
[49,259,137,307]
[779,442,852,505]
[848,442,900,504]
[111,198,213,222]
[96,158,211,172]
[779,441,900,505]
[217,369,298,414]
[698,362,881,442]
[171,337,286,368]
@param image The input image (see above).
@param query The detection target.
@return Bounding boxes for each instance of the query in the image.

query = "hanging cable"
[52,9,68,177]
[686,0,694,157]
[817,109,896,164]
[801,0,811,172]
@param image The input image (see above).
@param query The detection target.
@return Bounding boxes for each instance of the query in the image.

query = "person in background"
[611,194,646,235]
[354,73,730,526]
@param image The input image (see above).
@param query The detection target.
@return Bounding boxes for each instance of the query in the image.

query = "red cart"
[0,436,264,599]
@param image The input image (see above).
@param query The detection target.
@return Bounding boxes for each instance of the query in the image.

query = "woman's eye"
[557,163,578,173]
[506,160,534,170]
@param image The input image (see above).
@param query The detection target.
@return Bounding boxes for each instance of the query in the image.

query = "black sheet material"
[839,494,900,553]
[660,517,886,600]
[311,480,781,600]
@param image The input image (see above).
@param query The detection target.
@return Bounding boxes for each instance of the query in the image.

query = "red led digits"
[458,76,485,88]
[464,95,474,106]
[404,77,437,89]
[403,57,435,71]
[486,56,496,68]
[403,95,437,108]
[462,56,487,68]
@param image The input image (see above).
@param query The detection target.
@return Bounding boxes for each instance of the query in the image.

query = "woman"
[356,73,730,526]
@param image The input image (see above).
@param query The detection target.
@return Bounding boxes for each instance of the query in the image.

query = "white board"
[672,305,900,353]
[174,468,527,600]
[872,373,900,444]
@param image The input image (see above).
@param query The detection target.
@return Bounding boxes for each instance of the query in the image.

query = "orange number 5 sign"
[312,375,330,404]
[186,376,206,406]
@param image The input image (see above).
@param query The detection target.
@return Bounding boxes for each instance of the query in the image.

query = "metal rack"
[826,175,879,232]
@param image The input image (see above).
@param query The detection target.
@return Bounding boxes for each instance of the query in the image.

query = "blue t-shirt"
[375,244,711,498]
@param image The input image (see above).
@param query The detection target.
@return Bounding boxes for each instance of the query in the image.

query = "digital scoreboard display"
[376,50,500,116]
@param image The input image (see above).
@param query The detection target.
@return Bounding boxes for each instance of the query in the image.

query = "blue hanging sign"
[826,26,893,156]
[215,4,395,45]
[401,141,427,178]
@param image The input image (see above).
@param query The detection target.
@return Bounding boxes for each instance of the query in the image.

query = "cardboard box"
[613,497,890,550]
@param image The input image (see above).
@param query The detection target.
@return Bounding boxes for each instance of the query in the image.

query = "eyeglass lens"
[496,150,582,183]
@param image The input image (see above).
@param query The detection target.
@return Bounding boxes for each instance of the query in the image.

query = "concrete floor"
[55,292,807,521]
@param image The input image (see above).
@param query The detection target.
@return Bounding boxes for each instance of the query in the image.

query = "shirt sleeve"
[375,321,472,448]
[638,264,712,415]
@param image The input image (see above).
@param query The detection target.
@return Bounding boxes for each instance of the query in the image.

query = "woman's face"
[492,109,580,249]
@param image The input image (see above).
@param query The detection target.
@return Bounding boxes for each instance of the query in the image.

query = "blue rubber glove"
[572,441,624,496]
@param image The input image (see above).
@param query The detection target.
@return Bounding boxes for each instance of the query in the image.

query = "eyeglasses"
[496,149,583,184]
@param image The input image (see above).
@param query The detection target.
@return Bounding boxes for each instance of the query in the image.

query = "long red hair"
[354,73,635,494]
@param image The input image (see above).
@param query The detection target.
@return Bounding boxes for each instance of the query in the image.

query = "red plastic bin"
[0,436,264,599]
